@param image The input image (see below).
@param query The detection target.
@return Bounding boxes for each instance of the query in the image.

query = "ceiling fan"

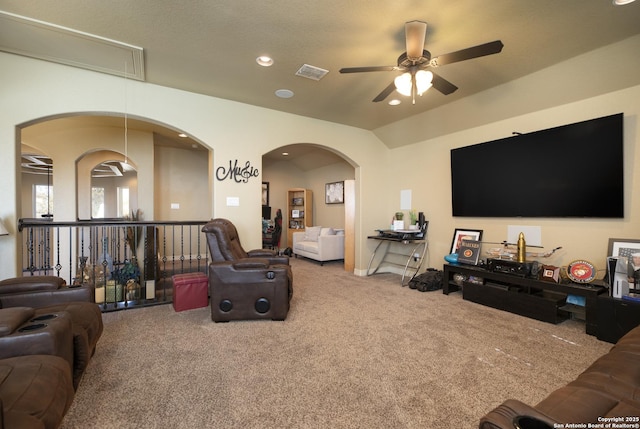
[339,21,504,104]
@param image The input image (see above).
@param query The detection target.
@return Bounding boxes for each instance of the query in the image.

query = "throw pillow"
[320,227,335,236]
[304,226,322,242]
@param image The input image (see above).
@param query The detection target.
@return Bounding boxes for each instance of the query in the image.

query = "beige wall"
[154,145,210,221]
[385,85,640,270]
[1,34,639,279]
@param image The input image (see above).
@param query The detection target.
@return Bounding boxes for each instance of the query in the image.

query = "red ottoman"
[172,272,209,312]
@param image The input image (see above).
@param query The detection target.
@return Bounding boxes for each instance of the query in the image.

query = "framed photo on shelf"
[608,239,640,288]
[325,181,344,204]
[450,229,483,254]
[608,238,640,259]
[261,182,269,206]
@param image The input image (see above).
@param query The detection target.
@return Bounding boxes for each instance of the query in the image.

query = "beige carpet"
[60,258,612,429]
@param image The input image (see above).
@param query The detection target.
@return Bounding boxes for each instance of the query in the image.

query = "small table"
[367,231,427,286]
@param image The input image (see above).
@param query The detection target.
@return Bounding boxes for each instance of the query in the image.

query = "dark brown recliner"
[202,219,292,322]
[0,355,75,429]
[0,276,92,308]
[0,307,76,429]
[208,259,292,322]
[202,218,289,265]
[0,276,104,388]
[0,307,74,372]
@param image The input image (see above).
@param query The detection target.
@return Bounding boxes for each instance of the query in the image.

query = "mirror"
[90,160,138,218]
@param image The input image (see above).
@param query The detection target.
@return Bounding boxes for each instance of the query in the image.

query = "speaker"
[219,299,233,312]
[255,298,270,314]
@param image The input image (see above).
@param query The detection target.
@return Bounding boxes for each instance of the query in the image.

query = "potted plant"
[112,260,141,300]
[409,210,418,226]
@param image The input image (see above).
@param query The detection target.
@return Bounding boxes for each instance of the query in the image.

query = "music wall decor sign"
[216,160,259,183]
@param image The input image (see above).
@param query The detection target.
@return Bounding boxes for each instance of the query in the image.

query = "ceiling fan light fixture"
[394,73,413,96]
[394,70,432,97]
[415,70,433,95]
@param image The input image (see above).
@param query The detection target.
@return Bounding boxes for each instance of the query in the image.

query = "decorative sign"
[216,160,259,183]
[457,239,481,265]
[567,260,597,283]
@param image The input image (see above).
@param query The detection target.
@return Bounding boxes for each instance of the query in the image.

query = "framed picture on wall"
[325,181,344,204]
[262,182,269,206]
[450,229,483,254]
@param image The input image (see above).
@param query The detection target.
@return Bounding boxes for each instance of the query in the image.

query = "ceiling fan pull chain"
[411,72,417,104]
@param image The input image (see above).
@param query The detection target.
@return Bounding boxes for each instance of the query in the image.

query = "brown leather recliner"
[0,356,75,429]
[202,218,289,265]
[0,307,76,429]
[0,307,74,370]
[0,276,103,388]
[202,219,292,322]
[0,275,93,308]
[208,259,292,322]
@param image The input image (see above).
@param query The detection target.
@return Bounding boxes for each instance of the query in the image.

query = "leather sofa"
[0,307,76,429]
[479,324,640,428]
[0,276,103,389]
[0,355,75,429]
[292,226,344,265]
[0,275,92,308]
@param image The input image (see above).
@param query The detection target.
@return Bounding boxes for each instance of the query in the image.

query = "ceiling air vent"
[295,64,329,81]
[0,11,145,81]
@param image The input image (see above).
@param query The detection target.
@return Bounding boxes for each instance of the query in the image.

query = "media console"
[443,263,607,336]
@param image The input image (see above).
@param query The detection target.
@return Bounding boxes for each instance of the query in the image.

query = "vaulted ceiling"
[2,1,640,151]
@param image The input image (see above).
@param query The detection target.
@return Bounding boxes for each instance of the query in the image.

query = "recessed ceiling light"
[275,89,294,99]
[388,99,401,106]
[178,133,188,138]
[613,0,636,4]
[282,152,289,156]
[256,56,273,66]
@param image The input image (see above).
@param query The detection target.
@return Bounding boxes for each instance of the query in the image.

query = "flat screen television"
[450,113,624,218]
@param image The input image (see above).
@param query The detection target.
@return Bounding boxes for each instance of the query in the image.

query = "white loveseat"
[292,226,345,265]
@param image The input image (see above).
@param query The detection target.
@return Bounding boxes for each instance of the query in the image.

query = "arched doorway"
[19,114,210,222]
[262,143,358,271]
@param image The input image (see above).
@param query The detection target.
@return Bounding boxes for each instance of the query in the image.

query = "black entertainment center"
[443,263,607,336]
[444,112,628,338]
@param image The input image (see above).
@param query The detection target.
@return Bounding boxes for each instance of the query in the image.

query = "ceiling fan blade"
[431,40,504,67]
[339,66,398,74]
[405,20,427,60]
[372,81,398,102]
[431,72,458,95]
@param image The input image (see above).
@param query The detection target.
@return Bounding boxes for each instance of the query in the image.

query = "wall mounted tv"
[450,113,624,218]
